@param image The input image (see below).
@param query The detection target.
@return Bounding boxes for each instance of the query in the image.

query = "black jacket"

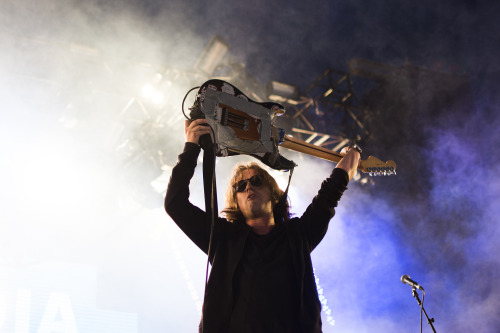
[165,143,349,333]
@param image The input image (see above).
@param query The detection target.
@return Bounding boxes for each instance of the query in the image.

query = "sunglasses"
[234,175,264,192]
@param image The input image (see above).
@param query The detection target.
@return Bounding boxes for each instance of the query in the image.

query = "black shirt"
[229,222,302,333]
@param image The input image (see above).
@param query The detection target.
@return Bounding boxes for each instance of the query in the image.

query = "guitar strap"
[198,132,217,333]
[199,133,217,259]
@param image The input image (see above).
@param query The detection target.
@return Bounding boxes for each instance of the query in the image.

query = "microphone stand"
[411,287,437,333]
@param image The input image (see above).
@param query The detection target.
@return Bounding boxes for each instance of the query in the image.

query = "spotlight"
[194,36,229,75]
[141,84,164,105]
[141,84,155,98]
[267,81,300,103]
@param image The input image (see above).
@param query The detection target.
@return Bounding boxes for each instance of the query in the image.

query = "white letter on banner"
[15,289,31,333]
[37,293,78,333]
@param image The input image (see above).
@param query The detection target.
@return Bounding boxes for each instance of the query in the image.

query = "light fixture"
[141,84,164,105]
[194,36,229,75]
[267,80,300,102]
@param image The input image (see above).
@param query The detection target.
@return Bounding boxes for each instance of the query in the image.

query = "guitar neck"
[280,135,345,164]
[280,135,397,175]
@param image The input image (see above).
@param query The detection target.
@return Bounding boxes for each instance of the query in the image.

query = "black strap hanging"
[197,132,218,333]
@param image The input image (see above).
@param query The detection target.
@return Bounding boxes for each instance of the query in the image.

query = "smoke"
[1,0,499,332]
[421,99,500,331]
[0,0,209,331]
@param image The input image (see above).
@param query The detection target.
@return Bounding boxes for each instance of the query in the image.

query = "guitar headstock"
[359,156,397,176]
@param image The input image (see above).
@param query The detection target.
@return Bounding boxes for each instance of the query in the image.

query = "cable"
[420,291,425,333]
[182,86,201,121]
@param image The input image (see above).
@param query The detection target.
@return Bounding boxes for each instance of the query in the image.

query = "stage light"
[267,80,300,102]
[151,92,164,105]
[141,84,155,98]
[194,36,229,75]
[141,81,167,106]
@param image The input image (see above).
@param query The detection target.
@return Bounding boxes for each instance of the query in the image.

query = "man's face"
[235,168,273,220]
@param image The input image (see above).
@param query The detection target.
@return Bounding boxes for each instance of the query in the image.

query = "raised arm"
[298,146,361,250]
[164,119,213,253]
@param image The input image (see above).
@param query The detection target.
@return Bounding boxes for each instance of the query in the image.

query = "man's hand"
[336,146,361,181]
[185,119,211,144]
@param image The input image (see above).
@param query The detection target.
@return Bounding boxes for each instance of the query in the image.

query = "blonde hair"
[221,162,290,222]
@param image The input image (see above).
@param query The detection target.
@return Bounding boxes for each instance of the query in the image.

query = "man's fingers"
[185,119,210,144]
[190,118,208,127]
[192,124,211,133]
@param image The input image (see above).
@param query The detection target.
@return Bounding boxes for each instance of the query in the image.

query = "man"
[165,119,360,332]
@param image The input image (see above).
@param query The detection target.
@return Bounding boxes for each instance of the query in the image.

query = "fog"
[1,0,499,332]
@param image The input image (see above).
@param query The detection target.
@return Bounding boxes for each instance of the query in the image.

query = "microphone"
[401,275,424,291]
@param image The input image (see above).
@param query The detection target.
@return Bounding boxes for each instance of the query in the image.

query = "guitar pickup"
[221,107,250,131]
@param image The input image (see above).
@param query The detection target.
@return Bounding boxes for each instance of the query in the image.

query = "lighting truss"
[277,68,366,152]
[290,127,350,151]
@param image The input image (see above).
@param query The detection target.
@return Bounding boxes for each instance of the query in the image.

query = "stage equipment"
[401,274,437,332]
[267,80,300,103]
[194,36,229,75]
[401,274,424,291]
[273,68,366,153]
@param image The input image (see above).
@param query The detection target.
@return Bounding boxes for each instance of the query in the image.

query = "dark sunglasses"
[234,175,264,192]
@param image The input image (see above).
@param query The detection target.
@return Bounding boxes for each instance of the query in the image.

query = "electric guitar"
[190,79,396,176]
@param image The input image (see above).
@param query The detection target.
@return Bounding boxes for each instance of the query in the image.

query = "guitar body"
[191,79,296,170]
[190,79,396,175]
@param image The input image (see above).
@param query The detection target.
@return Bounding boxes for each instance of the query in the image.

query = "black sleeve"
[314,167,349,210]
[298,167,349,251]
[164,142,212,253]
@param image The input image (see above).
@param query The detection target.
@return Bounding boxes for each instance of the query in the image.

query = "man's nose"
[244,181,255,191]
